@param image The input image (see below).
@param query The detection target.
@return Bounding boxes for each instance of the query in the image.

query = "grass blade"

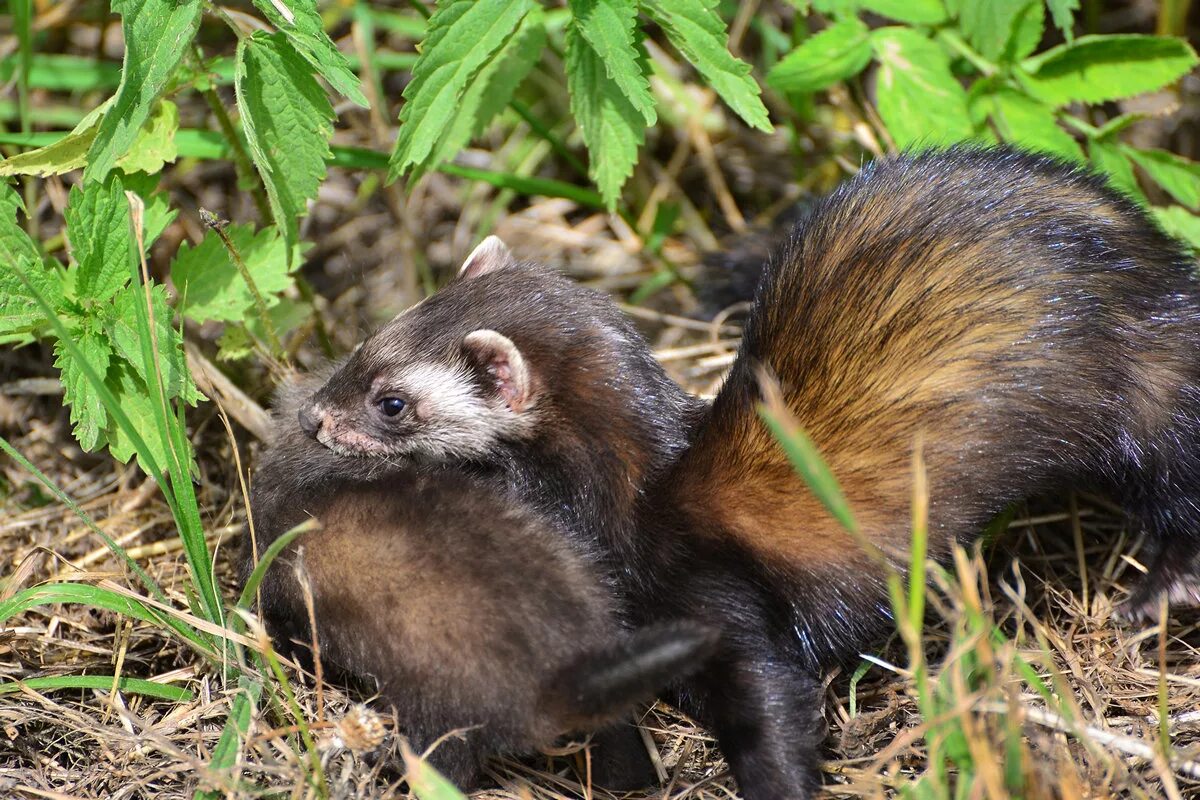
[0,674,194,703]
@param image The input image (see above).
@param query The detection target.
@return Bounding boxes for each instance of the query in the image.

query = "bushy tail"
[543,620,720,731]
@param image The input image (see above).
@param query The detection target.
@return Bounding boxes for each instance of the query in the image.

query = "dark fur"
[241,374,718,789]
[297,147,1200,799]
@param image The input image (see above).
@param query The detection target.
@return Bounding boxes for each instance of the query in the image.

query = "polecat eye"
[378,397,407,417]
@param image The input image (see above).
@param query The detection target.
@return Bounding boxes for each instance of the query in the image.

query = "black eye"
[378,397,407,417]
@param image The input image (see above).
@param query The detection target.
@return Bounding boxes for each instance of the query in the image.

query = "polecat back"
[243,374,716,789]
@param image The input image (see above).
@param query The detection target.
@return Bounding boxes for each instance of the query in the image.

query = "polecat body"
[296,147,1200,798]
[243,374,717,789]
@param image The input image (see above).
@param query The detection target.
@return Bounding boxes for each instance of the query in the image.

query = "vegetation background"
[1,0,1200,797]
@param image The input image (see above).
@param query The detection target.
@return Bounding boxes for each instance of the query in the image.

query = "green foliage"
[767,17,872,94]
[235,32,335,260]
[84,0,201,183]
[764,2,1200,250]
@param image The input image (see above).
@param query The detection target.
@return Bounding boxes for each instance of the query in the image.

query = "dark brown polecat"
[293,147,1200,799]
[242,373,718,790]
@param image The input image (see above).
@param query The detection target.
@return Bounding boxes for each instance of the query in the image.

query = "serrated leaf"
[859,0,946,25]
[958,0,1030,62]
[1122,146,1200,210]
[1088,138,1142,201]
[121,172,177,249]
[640,0,771,131]
[1152,206,1200,253]
[416,4,547,180]
[389,0,538,179]
[84,0,201,182]
[107,283,202,405]
[976,88,1082,162]
[54,327,112,451]
[767,17,871,94]
[235,32,334,259]
[245,294,310,343]
[871,27,973,149]
[1004,0,1044,63]
[249,0,367,107]
[216,324,255,362]
[565,21,646,210]
[568,0,655,123]
[104,362,170,472]
[1046,0,1079,42]
[171,224,293,323]
[1018,35,1198,107]
[116,100,178,174]
[0,99,178,178]
[0,185,61,337]
[65,172,133,303]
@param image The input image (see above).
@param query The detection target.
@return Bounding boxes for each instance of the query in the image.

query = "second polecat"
[291,147,1200,799]
[242,373,717,790]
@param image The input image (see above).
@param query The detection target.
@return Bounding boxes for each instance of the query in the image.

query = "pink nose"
[297,405,322,437]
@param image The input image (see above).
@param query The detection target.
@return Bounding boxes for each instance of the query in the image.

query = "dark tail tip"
[546,620,720,730]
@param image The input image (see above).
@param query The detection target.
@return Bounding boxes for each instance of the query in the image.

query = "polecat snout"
[242,374,718,790]
[295,146,1200,799]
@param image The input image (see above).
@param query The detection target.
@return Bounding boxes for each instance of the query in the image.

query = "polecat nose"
[297,405,322,437]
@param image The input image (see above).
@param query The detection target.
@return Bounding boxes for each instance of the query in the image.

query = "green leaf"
[64,172,133,303]
[1122,146,1200,210]
[389,0,539,179]
[1018,35,1199,107]
[107,283,202,405]
[401,744,472,800]
[565,18,646,209]
[116,99,179,175]
[1004,0,1044,63]
[54,328,112,451]
[640,0,771,131]
[859,0,946,25]
[767,18,871,94]
[84,0,201,182]
[122,172,178,249]
[871,27,973,148]
[0,99,180,178]
[568,0,656,124]
[1046,0,1079,42]
[1088,138,1141,200]
[248,0,368,107]
[171,224,293,323]
[416,4,548,180]
[958,0,1030,62]
[1152,206,1200,252]
[0,184,61,337]
[976,88,1083,162]
[235,32,334,259]
[104,362,170,471]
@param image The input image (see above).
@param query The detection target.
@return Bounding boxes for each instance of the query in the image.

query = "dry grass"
[4,5,1200,798]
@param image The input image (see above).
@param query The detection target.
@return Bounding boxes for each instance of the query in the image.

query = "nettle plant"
[768,0,1200,247]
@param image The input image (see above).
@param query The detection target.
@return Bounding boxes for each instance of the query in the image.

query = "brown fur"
[289,147,1200,799]
[241,374,718,790]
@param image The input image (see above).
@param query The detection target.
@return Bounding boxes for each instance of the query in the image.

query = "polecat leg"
[693,644,826,800]
[1117,471,1200,620]
[584,720,659,790]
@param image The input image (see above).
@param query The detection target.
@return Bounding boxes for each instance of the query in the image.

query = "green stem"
[202,210,286,362]
[936,29,996,77]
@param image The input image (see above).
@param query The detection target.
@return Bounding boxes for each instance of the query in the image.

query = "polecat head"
[297,236,612,461]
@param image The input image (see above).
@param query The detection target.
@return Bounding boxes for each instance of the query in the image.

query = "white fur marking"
[458,235,514,280]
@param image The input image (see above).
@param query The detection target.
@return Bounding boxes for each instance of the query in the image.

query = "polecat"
[242,373,718,790]
[293,147,1200,799]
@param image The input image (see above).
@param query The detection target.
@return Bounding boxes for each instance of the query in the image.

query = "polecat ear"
[458,235,515,281]
[462,329,535,413]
